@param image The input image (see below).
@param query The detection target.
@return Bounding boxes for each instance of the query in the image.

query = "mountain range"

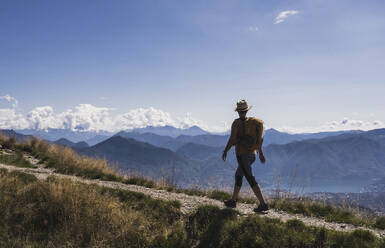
[124,125,209,137]
[53,138,89,149]
[15,125,360,148]
[0,129,34,142]
[5,126,385,192]
[74,128,385,191]
[115,128,361,151]
[16,128,114,144]
[75,135,235,187]
[15,125,208,145]
[260,129,385,189]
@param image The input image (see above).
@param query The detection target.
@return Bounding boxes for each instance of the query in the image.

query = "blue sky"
[1,0,385,133]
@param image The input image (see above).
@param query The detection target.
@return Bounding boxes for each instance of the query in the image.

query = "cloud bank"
[1,95,384,134]
[275,10,299,24]
[278,117,385,134]
[0,95,225,133]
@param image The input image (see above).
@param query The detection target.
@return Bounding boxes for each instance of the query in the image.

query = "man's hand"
[222,150,227,161]
[259,153,266,163]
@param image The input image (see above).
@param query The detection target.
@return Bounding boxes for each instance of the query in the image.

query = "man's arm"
[222,121,237,161]
[256,121,266,163]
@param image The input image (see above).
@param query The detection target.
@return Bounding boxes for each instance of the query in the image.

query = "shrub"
[0,172,185,247]
[270,198,369,227]
[186,205,238,247]
[23,138,120,181]
[0,150,36,168]
[374,217,385,230]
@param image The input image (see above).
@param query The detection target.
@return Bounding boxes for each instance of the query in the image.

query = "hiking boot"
[253,203,269,213]
[224,199,236,208]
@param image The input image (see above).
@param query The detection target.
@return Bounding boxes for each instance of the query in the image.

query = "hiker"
[222,99,268,212]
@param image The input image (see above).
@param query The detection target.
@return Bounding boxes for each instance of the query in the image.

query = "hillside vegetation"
[1,134,385,247]
[2,169,385,248]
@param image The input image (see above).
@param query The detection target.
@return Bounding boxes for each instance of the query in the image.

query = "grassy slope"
[1,169,385,248]
[1,134,385,233]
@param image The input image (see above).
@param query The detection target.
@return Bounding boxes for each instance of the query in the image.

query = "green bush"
[270,198,370,228]
[123,176,156,188]
[186,205,238,247]
[0,150,36,168]
[374,217,385,230]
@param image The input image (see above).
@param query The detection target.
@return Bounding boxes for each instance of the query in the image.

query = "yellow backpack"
[238,117,264,150]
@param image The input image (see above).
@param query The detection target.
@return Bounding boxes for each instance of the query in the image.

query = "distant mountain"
[159,128,359,151]
[262,128,363,146]
[127,125,209,137]
[115,131,185,151]
[75,135,244,188]
[78,136,188,167]
[176,134,228,147]
[0,129,34,142]
[85,135,110,146]
[258,129,385,188]
[54,138,89,149]
[176,143,223,160]
[170,129,360,149]
[9,127,385,192]
[170,128,385,191]
[109,129,365,166]
[16,128,114,143]
[14,126,358,148]
[75,136,205,186]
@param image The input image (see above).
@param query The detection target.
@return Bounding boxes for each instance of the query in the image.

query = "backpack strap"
[239,117,248,137]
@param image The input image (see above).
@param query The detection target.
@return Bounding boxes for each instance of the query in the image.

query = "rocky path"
[1,154,385,238]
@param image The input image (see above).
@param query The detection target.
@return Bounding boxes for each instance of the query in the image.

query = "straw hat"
[234,99,252,112]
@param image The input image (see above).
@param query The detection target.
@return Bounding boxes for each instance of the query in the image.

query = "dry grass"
[2,168,385,248]
[2,133,385,231]
[0,169,185,247]
[26,137,119,180]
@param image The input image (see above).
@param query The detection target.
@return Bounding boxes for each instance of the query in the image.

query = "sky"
[1,0,385,133]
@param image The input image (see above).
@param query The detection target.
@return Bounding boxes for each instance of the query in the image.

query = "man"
[222,99,268,213]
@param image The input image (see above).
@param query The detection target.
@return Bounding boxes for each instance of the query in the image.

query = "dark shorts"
[235,153,257,187]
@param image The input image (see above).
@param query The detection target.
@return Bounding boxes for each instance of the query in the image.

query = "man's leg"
[232,158,244,201]
[231,185,241,201]
[239,154,266,205]
[224,156,244,208]
[252,184,266,205]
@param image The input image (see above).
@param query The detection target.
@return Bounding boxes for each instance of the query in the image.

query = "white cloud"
[0,94,19,108]
[27,106,62,130]
[278,118,385,134]
[176,112,204,129]
[275,10,299,24]
[114,107,176,131]
[58,104,116,132]
[0,94,28,129]
[25,104,116,132]
[0,108,29,129]
[0,95,227,132]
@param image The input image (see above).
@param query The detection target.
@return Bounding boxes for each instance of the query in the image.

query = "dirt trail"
[1,154,385,238]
